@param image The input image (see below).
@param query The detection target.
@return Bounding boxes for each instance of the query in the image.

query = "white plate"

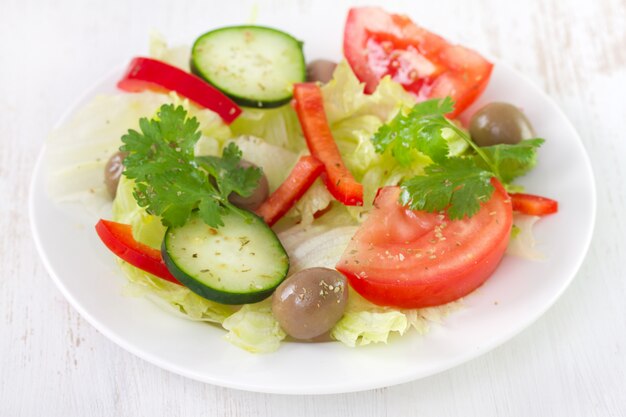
[30,10,595,395]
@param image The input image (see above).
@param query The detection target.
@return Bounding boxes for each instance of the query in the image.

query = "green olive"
[469,102,535,147]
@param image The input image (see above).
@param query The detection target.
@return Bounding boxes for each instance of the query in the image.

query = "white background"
[1,0,625,415]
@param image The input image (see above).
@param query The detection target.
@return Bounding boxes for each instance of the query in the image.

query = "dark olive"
[227,160,269,211]
[104,151,127,199]
[469,102,535,147]
[272,267,348,340]
[306,59,337,84]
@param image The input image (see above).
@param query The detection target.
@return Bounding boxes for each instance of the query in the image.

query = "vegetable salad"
[46,7,557,353]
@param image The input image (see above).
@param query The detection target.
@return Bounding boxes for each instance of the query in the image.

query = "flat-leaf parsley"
[372,98,543,219]
[121,104,261,228]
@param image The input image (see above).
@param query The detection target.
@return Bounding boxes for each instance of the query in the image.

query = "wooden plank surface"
[1,0,625,415]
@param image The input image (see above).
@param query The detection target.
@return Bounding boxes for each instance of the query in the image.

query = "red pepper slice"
[510,193,558,216]
[95,219,181,285]
[292,83,364,206]
[255,155,325,226]
[117,57,242,124]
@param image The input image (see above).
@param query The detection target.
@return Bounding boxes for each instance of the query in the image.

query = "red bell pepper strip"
[255,155,325,226]
[95,219,181,285]
[292,83,364,206]
[117,57,242,124]
[510,193,558,216]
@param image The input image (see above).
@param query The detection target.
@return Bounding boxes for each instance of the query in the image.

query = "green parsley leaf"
[195,143,262,200]
[476,138,544,184]
[372,97,455,165]
[121,104,259,228]
[400,159,494,220]
[372,97,544,219]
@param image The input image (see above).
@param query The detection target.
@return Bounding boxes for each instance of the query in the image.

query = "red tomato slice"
[337,180,512,308]
[510,193,558,216]
[343,7,493,117]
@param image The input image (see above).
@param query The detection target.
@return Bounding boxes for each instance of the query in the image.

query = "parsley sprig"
[372,98,544,219]
[121,104,262,228]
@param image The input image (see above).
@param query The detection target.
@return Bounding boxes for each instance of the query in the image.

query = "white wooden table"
[2,0,625,415]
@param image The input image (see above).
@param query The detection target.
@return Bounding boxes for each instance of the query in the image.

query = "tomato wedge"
[255,155,325,226]
[95,219,180,285]
[510,193,558,216]
[117,57,242,124]
[343,7,493,117]
[292,83,363,206]
[337,179,512,308]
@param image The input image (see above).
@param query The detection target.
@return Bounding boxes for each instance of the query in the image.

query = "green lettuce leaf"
[331,309,408,347]
[230,104,305,152]
[149,31,191,71]
[120,262,236,323]
[228,135,298,191]
[322,61,415,125]
[222,302,286,353]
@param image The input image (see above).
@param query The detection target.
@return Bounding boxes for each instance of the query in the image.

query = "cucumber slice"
[162,210,289,305]
[191,26,306,108]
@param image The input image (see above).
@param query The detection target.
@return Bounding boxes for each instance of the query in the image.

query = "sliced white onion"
[506,213,545,260]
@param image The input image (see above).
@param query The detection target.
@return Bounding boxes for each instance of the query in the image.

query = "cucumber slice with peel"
[162,210,289,305]
[191,25,306,108]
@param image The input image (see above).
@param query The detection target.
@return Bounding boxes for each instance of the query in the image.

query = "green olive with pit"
[272,267,348,341]
[469,102,535,147]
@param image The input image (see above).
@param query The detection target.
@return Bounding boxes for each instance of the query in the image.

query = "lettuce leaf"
[120,262,236,323]
[45,90,231,215]
[222,302,286,353]
[45,91,175,212]
[230,104,305,152]
[112,175,167,248]
[322,61,415,125]
[149,31,191,71]
[331,290,461,347]
[332,309,408,347]
[287,179,334,227]
[228,135,298,191]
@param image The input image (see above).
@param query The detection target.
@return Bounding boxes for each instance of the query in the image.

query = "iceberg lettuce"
[149,31,191,71]
[222,301,286,353]
[230,104,305,152]
[331,310,408,347]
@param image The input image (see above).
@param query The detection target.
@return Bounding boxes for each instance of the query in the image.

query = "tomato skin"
[343,7,493,117]
[510,193,558,216]
[337,180,512,308]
